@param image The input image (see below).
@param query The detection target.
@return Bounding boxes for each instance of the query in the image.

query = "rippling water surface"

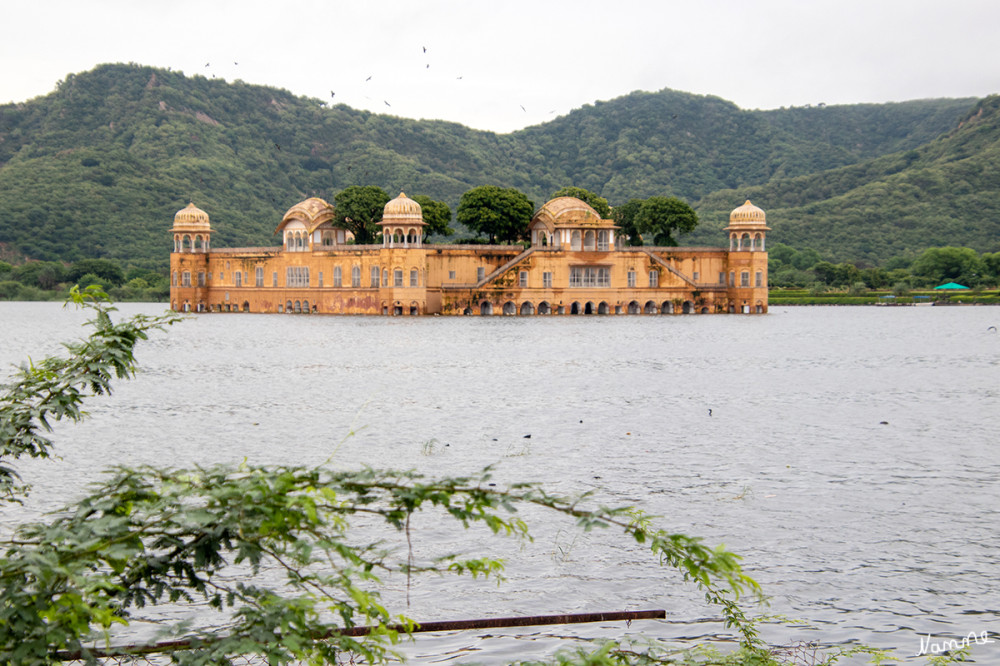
[2,302,998,663]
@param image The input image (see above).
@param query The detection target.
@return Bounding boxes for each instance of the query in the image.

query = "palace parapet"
[170,194,769,315]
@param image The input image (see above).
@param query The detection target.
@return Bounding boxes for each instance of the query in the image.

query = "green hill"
[0,63,985,270]
[693,96,1000,265]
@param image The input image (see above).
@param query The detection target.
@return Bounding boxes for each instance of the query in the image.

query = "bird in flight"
[365,75,372,82]
[422,46,427,53]
[384,100,391,107]
[520,104,526,112]
[330,91,335,98]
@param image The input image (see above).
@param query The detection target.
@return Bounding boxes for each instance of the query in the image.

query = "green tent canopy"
[934,282,970,290]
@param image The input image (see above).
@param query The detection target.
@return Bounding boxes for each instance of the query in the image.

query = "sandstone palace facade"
[169,194,769,316]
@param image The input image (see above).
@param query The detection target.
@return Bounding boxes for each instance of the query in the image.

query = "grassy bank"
[769,288,1000,306]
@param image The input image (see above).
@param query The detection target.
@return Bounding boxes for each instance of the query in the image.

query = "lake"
[1,302,998,663]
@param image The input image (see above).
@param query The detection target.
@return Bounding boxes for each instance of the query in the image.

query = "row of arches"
[729,232,765,252]
[462,300,705,316]
[285,231,309,252]
[279,300,314,313]
[531,228,617,250]
[383,228,423,248]
[174,234,210,253]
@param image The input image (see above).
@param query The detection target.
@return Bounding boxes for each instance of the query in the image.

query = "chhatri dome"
[533,196,603,227]
[382,192,424,224]
[282,197,334,225]
[172,202,211,231]
[728,200,766,226]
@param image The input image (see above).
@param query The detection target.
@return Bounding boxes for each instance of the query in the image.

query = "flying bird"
[205,62,210,67]
[330,91,336,98]
[422,46,427,53]
[365,75,372,82]
[520,104,526,112]
[384,100,391,107]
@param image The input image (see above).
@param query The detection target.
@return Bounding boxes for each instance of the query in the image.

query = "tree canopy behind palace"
[0,62,994,271]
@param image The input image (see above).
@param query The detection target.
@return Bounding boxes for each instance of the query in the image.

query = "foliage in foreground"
[0,289,766,664]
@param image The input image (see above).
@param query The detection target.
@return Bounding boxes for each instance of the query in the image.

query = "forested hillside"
[0,63,987,270]
[693,96,1000,265]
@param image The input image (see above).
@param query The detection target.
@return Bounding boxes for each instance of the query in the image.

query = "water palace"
[169,194,769,315]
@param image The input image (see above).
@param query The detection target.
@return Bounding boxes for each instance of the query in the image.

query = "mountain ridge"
[0,62,988,270]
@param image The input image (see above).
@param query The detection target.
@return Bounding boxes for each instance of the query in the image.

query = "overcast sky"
[3,0,1000,133]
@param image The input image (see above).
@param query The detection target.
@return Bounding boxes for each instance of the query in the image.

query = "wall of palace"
[169,195,770,316]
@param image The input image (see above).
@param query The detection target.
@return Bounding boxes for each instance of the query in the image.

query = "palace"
[169,194,769,315]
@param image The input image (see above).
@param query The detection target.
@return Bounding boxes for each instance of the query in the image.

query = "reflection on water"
[2,302,999,663]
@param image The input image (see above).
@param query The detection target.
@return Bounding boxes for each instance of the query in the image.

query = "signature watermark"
[917,630,994,656]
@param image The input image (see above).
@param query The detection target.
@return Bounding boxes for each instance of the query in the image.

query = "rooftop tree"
[456,186,534,244]
[634,196,699,247]
[412,194,454,239]
[334,186,390,244]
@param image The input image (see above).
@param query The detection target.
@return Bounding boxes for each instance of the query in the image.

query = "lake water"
[1,302,998,664]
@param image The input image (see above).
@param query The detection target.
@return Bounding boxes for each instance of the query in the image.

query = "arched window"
[333,266,342,287]
[597,230,610,251]
[352,265,361,287]
[571,230,582,251]
[537,301,551,315]
[174,236,180,252]
[285,300,293,312]
[371,266,380,287]
[741,233,751,251]
[382,269,389,286]
[520,302,535,315]
[410,269,418,287]
[302,300,309,313]
[502,301,516,315]
[393,269,403,287]
[755,233,764,251]
[583,230,596,250]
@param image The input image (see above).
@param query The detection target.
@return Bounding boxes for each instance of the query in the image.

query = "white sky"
[3,0,1000,133]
